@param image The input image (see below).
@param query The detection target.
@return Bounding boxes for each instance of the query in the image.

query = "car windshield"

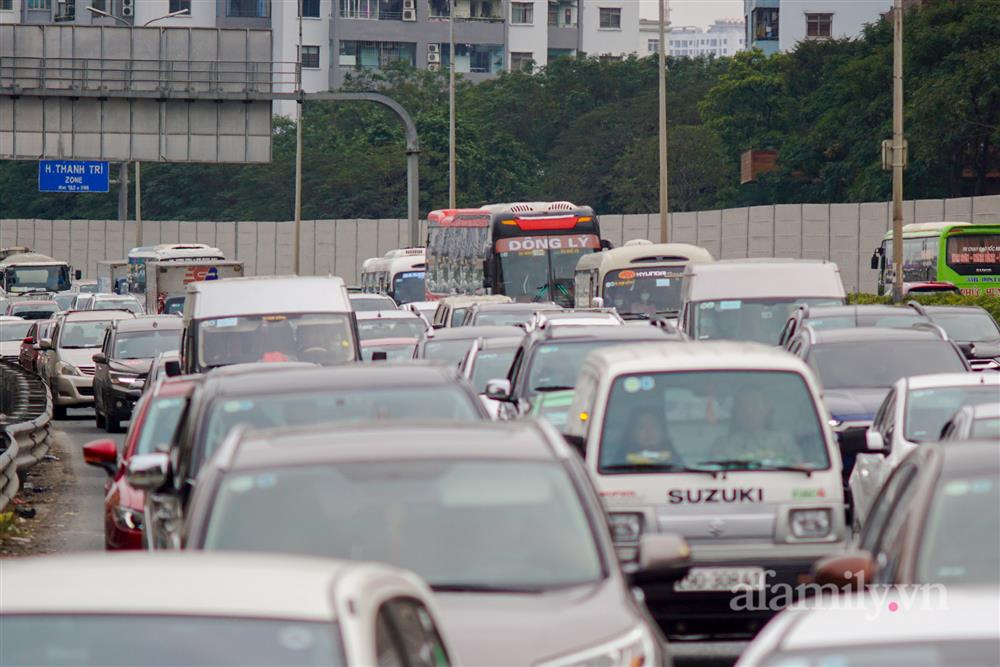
[53,294,76,310]
[694,298,843,344]
[361,341,418,361]
[9,304,59,320]
[203,460,603,590]
[134,396,187,456]
[917,474,1000,585]
[808,341,966,390]
[77,283,100,294]
[809,312,923,331]
[0,320,32,342]
[760,640,1000,667]
[469,347,517,392]
[6,265,71,293]
[604,267,685,316]
[0,615,342,666]
[113,330,181,360]
[473,310,538,327]
[94,299,143,314]
[527,341,620,398]
[199,387,482,466]
[60,320,115,348]
[905,386,1000,441]
[422,339,475,366]
[197,314,356,368]
[352,297,397,312]
[598,370,830,473]
[450,308,468,327]
[392,271,426,304]
[929,311,1000,342]
[357,317,426,341]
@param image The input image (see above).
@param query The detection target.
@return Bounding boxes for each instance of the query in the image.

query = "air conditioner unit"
[402,7,416,20]
[427,51,441,63]
[403,0,415,8]
[121,0,133,16]
[428,43,441,53]
[427,63,440,71]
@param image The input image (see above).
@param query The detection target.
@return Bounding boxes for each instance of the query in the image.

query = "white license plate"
[673,567,765,593]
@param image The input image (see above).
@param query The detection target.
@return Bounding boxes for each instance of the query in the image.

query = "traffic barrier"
[0,360,53,512]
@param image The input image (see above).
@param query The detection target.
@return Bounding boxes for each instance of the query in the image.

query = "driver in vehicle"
[607,406,681,466]
[710,386,802,465]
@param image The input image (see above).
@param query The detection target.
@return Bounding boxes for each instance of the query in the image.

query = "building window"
[168,0,190,12]
[26,0,49,7]
[547,47,573,60]
[511,2,532,25]
[547,3,556,25]
[441,43,504,74]
[806,13,832,38]
[510,51,533,70]
[752,7,778,40]
[299,45,320,68]
[647,38,658,53]
[598,7,620,29]
[339,40,416,69]
[341,0,402,19]
[300,0,319,16]
[227,0,269,17]
[0,0,12,9]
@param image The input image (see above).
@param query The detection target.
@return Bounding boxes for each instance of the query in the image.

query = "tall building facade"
[639,18,745,58]
[744,0,892,54]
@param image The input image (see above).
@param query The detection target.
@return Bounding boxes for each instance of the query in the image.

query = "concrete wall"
[2,194,998,292]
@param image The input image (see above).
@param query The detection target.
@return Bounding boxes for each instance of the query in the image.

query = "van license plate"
[673,567,766,593]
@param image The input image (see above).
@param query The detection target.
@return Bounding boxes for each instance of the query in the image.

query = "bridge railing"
[0,360,53,512]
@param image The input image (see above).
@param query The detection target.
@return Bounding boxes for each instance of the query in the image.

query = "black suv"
[92,316,182,432]
[908,302,1000,371]
[777,304,932,348]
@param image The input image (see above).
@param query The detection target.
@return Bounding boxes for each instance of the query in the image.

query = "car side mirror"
[164,359,181,377]
[82,438,118,476]
[126,452,169,491]
[971,341,1000,359]
[92,352,107,364]
[865,430,887,454]
[812,551,874,591]
[562,433,586,458]
[591,296,605,309]
[870,252,880,271]
[371,351,388,362]
[38,339,52,350]
[629,533,692,585]
[484,378,513,402]
[600,239,614,250]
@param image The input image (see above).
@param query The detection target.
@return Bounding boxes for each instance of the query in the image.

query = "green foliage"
[0,0,996,221]
[848,292,1000,323]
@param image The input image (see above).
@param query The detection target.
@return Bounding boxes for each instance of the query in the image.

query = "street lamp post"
[86,6,190,248]
[656,0,669,242]
[293,0,305,275]
[448,0,456,209]
[891,0,904,303]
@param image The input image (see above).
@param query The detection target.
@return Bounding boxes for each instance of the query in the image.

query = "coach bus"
[425,202,604,307]
[360,248,426,304]
[871,222,1000,296]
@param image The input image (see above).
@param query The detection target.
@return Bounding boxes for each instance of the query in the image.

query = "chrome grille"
[78,365,96,376]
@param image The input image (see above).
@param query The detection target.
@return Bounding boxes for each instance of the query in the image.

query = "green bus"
[872,222,1000,296]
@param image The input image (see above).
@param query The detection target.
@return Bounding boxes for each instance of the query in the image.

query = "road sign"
[38,160,110,193]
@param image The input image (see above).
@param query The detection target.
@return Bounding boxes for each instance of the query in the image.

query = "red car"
[83,375,199,550]
[19,319,55,373]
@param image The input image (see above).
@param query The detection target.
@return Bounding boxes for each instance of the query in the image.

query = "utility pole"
[657,0,669,242]
[117,162,129,223]
[135,162,142,246]
[448,0,457,209]
[891,0,904,302]
[293,0,304,275]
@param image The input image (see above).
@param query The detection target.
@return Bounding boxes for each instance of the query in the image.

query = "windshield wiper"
[619,313,651,321]
[533,385,575,393]
[693,459,815,477]
[431,583,547,594]
[600,463,718,475]
[60,345,98,349]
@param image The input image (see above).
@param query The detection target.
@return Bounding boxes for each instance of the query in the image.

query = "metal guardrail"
[0,360,53,512]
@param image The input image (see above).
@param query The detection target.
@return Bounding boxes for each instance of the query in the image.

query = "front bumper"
[107,382,143,417]
[641,544,844,639]
[54,375,94,406]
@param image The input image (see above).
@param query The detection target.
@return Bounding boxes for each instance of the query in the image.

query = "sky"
[638,0,745,28]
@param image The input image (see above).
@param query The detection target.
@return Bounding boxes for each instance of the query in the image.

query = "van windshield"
[604,267,684,317]
[197,314,355,368]
[598,370,830,473]
[693,298,842,344]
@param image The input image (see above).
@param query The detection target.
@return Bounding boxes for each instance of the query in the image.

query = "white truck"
[96,260,130,294]
[144,260,245,315]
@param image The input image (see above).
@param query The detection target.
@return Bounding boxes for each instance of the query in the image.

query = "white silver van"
[564,342,846,639]
[180,275,360,374]
[680,259,846,345]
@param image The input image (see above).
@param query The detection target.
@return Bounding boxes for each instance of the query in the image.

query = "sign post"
[38,160,110,193]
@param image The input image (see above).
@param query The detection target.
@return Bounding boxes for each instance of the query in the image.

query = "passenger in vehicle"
[609,407,680,466]
[710,386,801,464]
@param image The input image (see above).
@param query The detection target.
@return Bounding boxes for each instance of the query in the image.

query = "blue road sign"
[38,160,110,193]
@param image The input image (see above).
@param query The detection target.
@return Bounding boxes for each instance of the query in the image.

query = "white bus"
[127,243,226,294]
[360,248,426,304]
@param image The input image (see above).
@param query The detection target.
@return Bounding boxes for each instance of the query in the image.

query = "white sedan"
[1,552,455,666]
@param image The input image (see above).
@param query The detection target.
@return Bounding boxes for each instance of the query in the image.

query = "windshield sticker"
[211,317,238,328]
[640,376,655,391]
[719,300,742,311]
[278,626,316,652]
[228,476,254,493]
[256,474,277,489]
[656,278,672,287]
[223,400,254,413]
[700,302,716,310]
[623,377,642,393]
[944,481,970,495]
[668,488,764,504]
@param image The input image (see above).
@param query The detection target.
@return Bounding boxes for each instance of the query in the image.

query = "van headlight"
[789,508,832,539]
[608,513,643,564]
[536,625,656,667]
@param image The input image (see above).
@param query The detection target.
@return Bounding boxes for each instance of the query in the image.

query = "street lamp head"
[85,5,112,17]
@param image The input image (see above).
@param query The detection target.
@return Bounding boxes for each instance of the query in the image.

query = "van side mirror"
[971,341,1000,359]
[75,269,83,280]
[600,239,614,250]
[92,352,107,365]
[38,339,53,350]
[164,359,181,377]
[126,452,169,491]
[484,378,513,402]
[865,430,888,454]
[629,534,692,585]
[870,252,880,271]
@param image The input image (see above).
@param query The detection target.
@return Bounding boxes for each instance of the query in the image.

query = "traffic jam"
[0,203,998,667]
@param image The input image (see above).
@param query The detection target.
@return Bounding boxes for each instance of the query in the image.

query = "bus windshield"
[882,236,939,282]
[604,267,684,317]
[496,235,600,307]
[5,265,72,293]
[392,270,426,304]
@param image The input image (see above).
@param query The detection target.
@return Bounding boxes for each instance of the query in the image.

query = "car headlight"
[110,372,139,386]
[789,508,832,539]
[536,625,656,667]
[609,513,643,564]
[58,361,81,376]
[113,506,144,531]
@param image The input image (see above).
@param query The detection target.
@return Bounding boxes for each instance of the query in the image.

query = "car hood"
[434,579,637,667]
[59,347,101,368]
[110,358,153,375]
[823,388,890,422]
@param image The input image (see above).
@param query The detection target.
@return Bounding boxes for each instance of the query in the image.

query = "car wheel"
[53,405,67,420]
[95,405,106,429]
[105,411,121,434]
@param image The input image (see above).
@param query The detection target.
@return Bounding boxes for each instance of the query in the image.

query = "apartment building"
[744,0,892,54]
[639,18,745,59]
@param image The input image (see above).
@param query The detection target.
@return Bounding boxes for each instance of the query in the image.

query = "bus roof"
[879,221,974,240]
[575,243,714,275]
[129,243,225,260]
